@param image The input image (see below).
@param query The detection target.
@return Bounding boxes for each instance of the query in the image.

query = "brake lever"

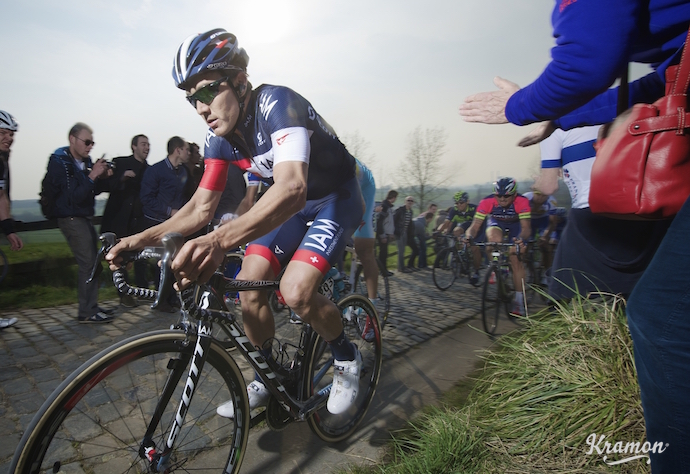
[151,233,185,310]
[87,232,118,284]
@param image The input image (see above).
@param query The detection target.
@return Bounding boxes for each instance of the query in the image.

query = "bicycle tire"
[0,248,7,286]
[305,294,382,443]
[432,247,457,290]
[481,266,500,335]
[11,330,250,474]
[501,265,517,320]
[353,258,390,328]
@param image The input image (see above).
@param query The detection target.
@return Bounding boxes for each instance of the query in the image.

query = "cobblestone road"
[0,267,503,473]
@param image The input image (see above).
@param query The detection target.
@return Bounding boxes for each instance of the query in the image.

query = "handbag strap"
[617,23,690,113]
[671,24,690,96]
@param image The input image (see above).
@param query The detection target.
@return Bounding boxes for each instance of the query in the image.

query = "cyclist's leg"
[354,237,378,298]
[352,167,378,299]
[280,177,364,415]
[281,177,363,342]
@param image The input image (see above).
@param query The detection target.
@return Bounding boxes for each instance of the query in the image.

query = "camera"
[106,161,116,170]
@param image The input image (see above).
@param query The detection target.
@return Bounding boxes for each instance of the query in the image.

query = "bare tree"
[340,130,375,167]
[396,126,453,212]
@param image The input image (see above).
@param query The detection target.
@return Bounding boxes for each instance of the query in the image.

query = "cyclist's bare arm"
[542,215,558,241]
[464,217,484,240]
[172,161,307,287]
[518,219,531,242]
[438,218,452,234]
[106,187,223,268]
[532,168,560,195]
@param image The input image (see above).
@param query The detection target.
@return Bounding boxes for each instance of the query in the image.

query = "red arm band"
[199,159,230,192]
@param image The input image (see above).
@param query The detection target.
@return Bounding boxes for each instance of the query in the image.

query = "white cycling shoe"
[216,380,270,419]
[327,347,362,415]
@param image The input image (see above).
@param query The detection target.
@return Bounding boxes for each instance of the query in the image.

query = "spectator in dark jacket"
[375,189,397,275]
[139,136,190,310]
[101,134,150,304]
[47,122,113,323]
[394,196,414,273]
[140,136,191,227]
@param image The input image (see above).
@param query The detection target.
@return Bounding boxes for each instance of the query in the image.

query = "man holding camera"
[46,122,113,323]
[101,134,150,305]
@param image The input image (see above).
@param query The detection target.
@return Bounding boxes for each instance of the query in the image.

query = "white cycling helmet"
[0,110,18,131]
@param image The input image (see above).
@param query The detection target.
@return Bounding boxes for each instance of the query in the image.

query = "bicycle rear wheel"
[11,330,250,474]
[305,294,382,443]
[481,267,502,335]
[432,247,458,290]
[353,258,390,328]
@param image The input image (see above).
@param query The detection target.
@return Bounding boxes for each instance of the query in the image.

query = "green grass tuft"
[340,295,649,474]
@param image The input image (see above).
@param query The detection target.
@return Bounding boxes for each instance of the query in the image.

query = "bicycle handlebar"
[87,232,185,310]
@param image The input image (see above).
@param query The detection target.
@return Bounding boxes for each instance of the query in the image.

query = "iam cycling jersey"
[202,84,356,201]
[539,126,600,209]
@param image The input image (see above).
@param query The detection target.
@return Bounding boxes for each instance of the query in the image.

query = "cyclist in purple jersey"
[107,29,365,417]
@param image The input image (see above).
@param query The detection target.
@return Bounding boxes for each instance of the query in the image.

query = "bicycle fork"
[140,323,213,472]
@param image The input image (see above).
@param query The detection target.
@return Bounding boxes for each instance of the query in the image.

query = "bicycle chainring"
[265,396,294,431]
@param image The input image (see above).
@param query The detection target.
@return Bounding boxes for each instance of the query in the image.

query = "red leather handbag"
[589,27,690,219]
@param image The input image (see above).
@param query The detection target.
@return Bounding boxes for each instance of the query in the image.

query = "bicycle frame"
[103,233,339,470]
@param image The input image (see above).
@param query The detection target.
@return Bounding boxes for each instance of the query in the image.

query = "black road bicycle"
[474,242,521,336]
[432,235,474,290]
[11,233,383,474]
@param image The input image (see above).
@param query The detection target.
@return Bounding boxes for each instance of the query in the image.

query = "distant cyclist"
[106,29,365,417]
[522,190,559,275]
[464,178,531,316]
[439,191,482,285]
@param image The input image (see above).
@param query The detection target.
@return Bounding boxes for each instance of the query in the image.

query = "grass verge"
[340,295,649,474]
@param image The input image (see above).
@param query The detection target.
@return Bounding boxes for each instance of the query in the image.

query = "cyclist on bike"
[106,29,365,417]
[523,190,559,278]
[464,178,531,316]
[439,191,482,284]
[0,110,21,330]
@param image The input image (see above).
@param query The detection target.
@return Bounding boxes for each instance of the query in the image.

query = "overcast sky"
[3,0,564,201]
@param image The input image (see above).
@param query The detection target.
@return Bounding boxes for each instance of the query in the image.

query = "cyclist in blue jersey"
[107,29,364,417]
[464,178,531,316]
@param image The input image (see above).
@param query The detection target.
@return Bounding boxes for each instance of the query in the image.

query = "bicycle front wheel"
[432,247,457,290]
[11,330,250,474]
[481,267,501,335]
[305,294,383,443]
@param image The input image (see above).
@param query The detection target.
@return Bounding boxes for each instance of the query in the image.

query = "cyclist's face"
[0,129,14,153]
[187,73,243,137]
[496,194,515,208]
[455,201,468,212]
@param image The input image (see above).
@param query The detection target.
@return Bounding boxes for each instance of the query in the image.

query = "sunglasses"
[495,194,513,198]
[75,136,95,147]
[186,77,229,108]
